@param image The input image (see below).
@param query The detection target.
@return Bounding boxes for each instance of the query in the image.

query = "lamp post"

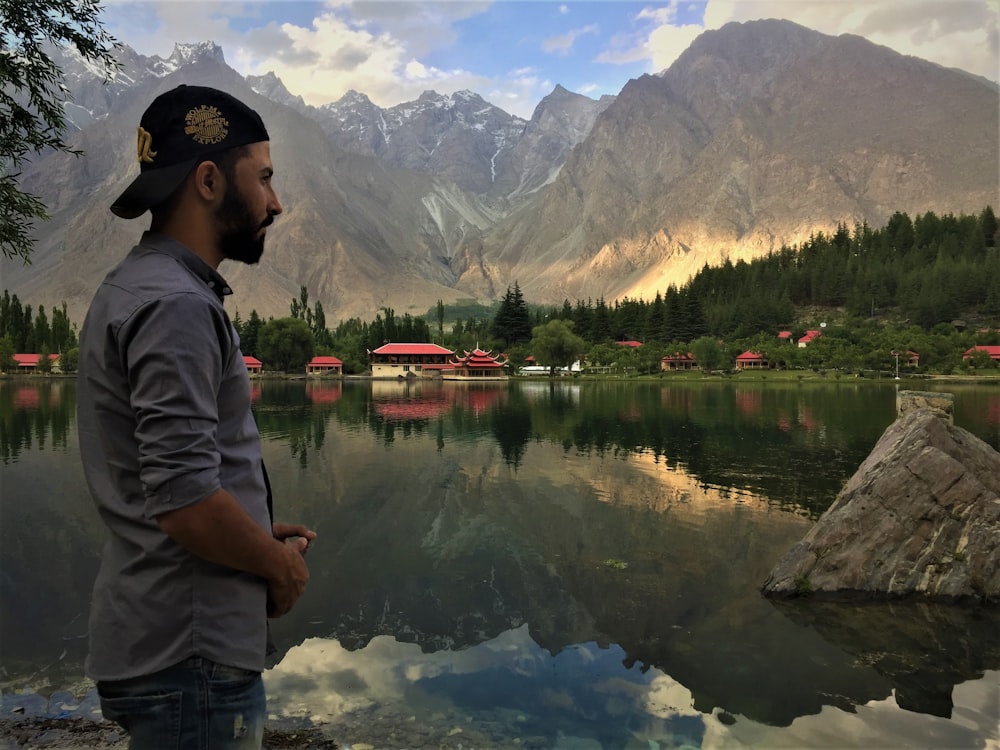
[891,350,900,380]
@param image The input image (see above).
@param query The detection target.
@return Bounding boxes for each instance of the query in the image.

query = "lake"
[1,377,998,748]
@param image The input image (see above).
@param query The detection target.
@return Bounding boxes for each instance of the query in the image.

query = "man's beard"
[217,185,273,265]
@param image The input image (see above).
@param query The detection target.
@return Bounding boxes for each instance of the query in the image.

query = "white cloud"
[102,0,997,125]
[595,0,997,81]
[645,23,705,71]
[594,1,699,72]
[104,1,547,117]
[542,24,600,56]
[703,0,999,81]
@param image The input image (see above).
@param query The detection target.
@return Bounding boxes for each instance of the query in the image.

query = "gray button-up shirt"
[77,232,271,681]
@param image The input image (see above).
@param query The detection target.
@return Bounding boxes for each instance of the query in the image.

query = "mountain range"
[3,19,997,326]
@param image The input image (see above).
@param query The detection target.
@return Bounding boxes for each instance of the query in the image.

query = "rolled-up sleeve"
[119,291,233,517]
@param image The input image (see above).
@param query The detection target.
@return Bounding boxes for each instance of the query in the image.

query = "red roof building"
[306,355,343,376]
[445,347,509,380]
[777,331,793,341]
[736,351,768,369]
[963,345,1000,362]
[243,356,262,375]
[12,353,60,373]
[661,352,697,371]
[797,330,822,348]
[369,343,454,378]
[614,340,642,348]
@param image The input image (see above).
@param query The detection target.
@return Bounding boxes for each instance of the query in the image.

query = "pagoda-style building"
[444,347,509,380]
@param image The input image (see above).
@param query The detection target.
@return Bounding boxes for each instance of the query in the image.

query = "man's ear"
[193,161,224,203]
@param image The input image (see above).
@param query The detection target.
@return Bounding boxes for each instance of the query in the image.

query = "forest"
[1,207,998,375]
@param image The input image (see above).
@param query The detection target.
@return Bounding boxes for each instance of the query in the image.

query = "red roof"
[243,356,262,366]
[661,352,695,362]
[964,345,1000,359]
[614,340,642,347]
[13,353,59,367]
[371,343,453,356]
[777,331,793,340]
[736,351,765,361]
[798,330,822,344]
[308,356,343,366]
[450,348,508,368]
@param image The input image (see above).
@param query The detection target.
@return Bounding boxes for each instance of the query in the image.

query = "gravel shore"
[0,718,340,749]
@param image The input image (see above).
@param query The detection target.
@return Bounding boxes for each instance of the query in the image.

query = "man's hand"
[156,491,317,618]
[273,523,317,553]
[266,536,311,618]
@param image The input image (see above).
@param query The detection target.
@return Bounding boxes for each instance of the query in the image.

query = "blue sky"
[102,1,998,118]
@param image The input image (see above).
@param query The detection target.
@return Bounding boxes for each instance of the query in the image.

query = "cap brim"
[110,158,199,219]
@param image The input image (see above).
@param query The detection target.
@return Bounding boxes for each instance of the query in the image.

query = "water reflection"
[1,379,998,748]
[264,628,999,749]
[0,380,75,463]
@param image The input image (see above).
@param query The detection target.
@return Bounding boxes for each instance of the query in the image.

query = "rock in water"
[763,394,1000,600]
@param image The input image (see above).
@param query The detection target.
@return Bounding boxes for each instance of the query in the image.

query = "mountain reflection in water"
[1,379,998,748]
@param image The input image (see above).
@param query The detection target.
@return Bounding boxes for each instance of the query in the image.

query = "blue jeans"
[97,657,265,750]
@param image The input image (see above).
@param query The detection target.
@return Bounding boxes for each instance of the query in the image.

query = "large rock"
[762,393,1000,600]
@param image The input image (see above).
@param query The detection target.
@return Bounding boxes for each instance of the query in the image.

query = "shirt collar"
[138,231,234,300]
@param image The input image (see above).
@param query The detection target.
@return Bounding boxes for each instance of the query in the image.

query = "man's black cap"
[111,85,270,219]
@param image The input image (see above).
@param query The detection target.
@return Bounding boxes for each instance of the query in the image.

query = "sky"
[102,0,1000,118]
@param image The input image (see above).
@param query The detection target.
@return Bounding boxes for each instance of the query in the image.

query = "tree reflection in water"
[2,378,998,748]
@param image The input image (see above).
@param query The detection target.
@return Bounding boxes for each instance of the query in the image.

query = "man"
[77,84,316,749]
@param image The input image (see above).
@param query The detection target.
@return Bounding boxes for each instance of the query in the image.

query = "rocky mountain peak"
[166,41,226,68]
[334,89,375,108]
[4,20,995,327]
[247,71,305,109]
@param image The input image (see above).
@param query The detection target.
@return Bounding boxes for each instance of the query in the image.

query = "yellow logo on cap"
[137,127,156,163]
[185,105,229,145]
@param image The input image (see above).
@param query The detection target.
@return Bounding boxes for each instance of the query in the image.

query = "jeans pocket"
[98,689,183,750]
[208,663,258,683]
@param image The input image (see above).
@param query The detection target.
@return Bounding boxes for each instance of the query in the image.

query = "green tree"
[289,286,313,329]
[36,346,52,373]
[258,317,314,373]
[50,301,75,351]
[1,0,119,262]
[312,300,329,347]
[60,346,79,373]
[690,336,725,372]
[238,310,263,358]
[491,282,531,348]
[0,335,15,372]
[529,319,586,375]
[33,305,50,350]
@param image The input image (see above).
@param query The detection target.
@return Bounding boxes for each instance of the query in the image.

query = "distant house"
[736,351,767,370]
[661,352,697,371]
[614,340,642,348]
[243,356,262,376]
[777,331,793,341]
[369,343,454,378]
[963,345,1000,362]
[518,365,551,376]
[904,350,920,367]
[306,355,343,376]
[797,330,822,348]
[12,353,60,374]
